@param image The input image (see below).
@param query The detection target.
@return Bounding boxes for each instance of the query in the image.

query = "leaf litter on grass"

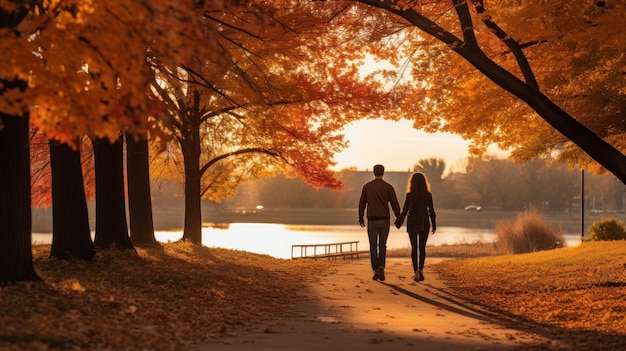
[433,241,626,350]
[0,242,332,351]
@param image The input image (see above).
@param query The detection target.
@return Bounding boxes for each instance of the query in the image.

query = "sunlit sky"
[332,119,506,174]
[332,56,509,174]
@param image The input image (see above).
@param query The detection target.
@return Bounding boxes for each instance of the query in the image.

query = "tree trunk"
[125,131,157,246]
[182,167,202,243]
[180,100,203,243]
[0,0,40,283]
[92,136,134,250]
[0,105,39,282]
[48,139,95,260]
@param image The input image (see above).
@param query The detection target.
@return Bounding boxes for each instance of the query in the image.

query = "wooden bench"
[291,241,369,260]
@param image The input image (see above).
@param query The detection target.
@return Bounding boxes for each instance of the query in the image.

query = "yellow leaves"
[53,0,95,30]
[71,280,86,292]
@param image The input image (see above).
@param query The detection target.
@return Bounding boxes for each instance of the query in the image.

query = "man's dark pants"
[367,219,390,271]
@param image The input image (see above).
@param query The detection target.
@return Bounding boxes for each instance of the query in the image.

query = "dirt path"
[188,258,550,351]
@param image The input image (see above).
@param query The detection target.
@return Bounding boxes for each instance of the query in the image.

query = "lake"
[32,222,583,259]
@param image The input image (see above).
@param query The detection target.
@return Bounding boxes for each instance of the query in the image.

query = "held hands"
[359,221,365,228]
[394,218,403,229]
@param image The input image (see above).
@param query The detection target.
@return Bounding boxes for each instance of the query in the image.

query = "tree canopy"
[351,0,626,183]
[2,1,243,143]
[7,0,623,184]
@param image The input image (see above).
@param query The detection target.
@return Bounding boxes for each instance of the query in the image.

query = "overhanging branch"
[199,147,280,177]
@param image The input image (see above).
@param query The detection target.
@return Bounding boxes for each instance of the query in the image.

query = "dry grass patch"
[495,210,564,254]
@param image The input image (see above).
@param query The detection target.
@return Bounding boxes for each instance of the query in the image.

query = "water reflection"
[161,223,580,259]
[33,223,581,260]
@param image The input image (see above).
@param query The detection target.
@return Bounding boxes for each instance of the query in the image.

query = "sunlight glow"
[333,119,507,173]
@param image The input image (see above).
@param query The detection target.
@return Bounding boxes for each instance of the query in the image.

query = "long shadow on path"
[379,281,503,323]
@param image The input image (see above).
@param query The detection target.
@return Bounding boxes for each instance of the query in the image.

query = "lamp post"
[581,169,585,239]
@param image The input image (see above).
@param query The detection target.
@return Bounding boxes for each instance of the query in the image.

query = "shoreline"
[32,206,612,233]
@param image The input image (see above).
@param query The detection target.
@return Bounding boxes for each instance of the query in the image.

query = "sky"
[331,57,509,174]
[331,119,506,174]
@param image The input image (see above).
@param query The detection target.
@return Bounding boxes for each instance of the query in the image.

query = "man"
[358,164,400,281]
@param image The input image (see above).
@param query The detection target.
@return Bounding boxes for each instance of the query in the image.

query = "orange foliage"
[355,0,626,173]
[5,0,625,180]
[150,1,420,196]
[2,0,233,145]
[3,0,434,197]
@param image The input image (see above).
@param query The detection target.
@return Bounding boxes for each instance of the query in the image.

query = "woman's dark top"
[397,191,436,233]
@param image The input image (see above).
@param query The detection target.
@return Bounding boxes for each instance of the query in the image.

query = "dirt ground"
[187,258,551,351]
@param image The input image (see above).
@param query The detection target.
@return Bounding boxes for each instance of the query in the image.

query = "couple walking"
[358,164,436,282]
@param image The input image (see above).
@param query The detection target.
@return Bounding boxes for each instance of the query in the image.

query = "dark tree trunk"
[181,149,202,243]
[180,93,203,244]
[0,101,39,282]
[125,131,157,246]
[48,139,95,260]
[0,0,40,283]
[92,136,134,250]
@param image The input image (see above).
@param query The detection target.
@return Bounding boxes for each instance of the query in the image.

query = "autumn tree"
[352,0,626,184]
[488,158,522,211]
[1,0,239,280]
[32,129,157,250]
[126,131,157,246]
[517,158,546,211]
[461,157,500,208]
[0,2,39,282]
[458,155,587,211]
[152,1,413,243]
[533,160,580,212]
[585,171,626,212]
[48,139,95,260]
[92,135,134,250]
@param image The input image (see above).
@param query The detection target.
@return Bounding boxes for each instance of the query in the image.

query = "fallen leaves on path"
[0,243,330,351]
[433,241,626,351]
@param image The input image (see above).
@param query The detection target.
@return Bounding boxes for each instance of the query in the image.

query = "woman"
[395,172,436,282]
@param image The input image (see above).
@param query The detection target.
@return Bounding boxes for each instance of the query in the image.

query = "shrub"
[495,210,564,254]
[587,218,626,241]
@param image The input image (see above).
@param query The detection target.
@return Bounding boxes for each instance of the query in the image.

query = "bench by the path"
[291,241,369,260]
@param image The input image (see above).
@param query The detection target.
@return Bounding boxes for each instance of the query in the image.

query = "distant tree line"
[220,157,626,213]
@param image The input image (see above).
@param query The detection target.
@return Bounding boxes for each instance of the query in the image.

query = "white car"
[464,205,482,211]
